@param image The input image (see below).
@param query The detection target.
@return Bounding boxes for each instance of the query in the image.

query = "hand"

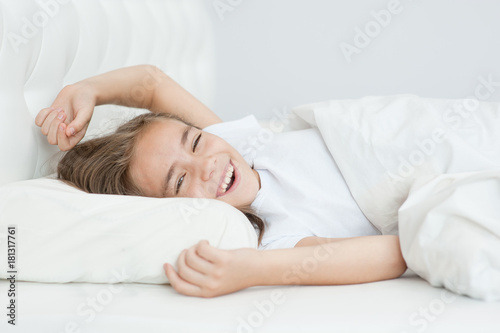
[35,83,96,151]
[164,240,260,298]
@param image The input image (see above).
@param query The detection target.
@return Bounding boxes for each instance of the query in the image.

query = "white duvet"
[291,95,500,301]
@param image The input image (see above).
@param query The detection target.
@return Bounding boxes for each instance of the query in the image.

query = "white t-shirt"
[204,115,380,250]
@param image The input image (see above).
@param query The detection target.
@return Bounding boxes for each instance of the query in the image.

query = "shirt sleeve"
[203,115,263,166]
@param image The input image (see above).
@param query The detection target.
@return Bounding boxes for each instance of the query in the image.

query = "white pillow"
[0,177,257,284]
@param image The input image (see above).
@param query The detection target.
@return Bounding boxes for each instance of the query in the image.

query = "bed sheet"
[1,271,499,333]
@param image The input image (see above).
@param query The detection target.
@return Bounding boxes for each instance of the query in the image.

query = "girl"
[35,65,407,298]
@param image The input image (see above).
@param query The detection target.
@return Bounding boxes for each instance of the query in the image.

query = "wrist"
[70,79,99,106]
[78,79,101,106]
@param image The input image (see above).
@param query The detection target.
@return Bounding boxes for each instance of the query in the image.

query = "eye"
[193,133,202,152]
[176,174,185,195]
[176,133,202,195]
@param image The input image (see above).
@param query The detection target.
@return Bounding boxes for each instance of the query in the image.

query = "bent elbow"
[389,236,407,278]
[393,256,408,278]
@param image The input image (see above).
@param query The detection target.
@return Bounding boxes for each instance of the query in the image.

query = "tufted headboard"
[0,0,215,186]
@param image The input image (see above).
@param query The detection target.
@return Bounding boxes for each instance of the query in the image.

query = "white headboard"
[0,0,215,186]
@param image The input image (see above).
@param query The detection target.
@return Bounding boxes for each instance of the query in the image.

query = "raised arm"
[164,235,407,298]
[35,65,221,150]
[89,64,222,128]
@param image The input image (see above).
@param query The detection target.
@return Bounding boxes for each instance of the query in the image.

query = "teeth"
[220,164,234,193]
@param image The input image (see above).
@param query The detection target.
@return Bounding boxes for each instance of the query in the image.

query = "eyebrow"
[163,126,193,196]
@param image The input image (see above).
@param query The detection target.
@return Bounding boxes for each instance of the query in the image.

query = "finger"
[66,107,93,137]
[184,245,214,274]
[35,107,55,127]
[57,123,72,151]
[164,263,202,297]
[47,111,66,145]
[65,123,88,150]
[176,249,207,286]
[40,108,62,135]
[196,240,220,263]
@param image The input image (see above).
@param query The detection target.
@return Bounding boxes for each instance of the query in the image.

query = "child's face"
[129,119,261,208]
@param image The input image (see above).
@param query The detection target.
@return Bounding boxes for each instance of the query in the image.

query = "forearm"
[73,64,159,109]
[74,64,218,127]
[250,235,407,286]
[164,236,406,297]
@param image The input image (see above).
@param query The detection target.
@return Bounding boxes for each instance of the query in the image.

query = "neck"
[253,169,261,190]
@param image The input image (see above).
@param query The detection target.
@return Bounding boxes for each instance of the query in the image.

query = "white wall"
[200,0,500,121]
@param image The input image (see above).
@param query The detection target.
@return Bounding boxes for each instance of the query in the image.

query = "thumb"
[57,123,72,151]
[66,108,92,137]
[197,240,219,262]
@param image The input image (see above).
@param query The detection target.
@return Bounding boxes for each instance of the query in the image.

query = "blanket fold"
[291,95,500,300]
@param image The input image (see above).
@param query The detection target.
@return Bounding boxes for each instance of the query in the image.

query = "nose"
[199,155,216,182]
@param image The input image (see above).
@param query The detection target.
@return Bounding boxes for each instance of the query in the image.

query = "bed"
[1,1,499,332]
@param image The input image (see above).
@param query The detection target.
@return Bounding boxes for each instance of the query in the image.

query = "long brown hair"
[57,112,265,245]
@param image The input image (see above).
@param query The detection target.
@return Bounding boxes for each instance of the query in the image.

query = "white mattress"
[1,271,499,333]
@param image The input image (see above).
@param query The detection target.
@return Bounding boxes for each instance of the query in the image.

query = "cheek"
[185,183,207,198]
[127,165,144,192]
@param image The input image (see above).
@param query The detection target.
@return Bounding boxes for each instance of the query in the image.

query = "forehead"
[136,118,188,153]
[144,118,185,137]
[130,118,189,196]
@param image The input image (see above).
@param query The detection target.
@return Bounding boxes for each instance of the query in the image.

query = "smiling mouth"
[217,161,237,197]
[221,165,235,193]
[226,170,236,191]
